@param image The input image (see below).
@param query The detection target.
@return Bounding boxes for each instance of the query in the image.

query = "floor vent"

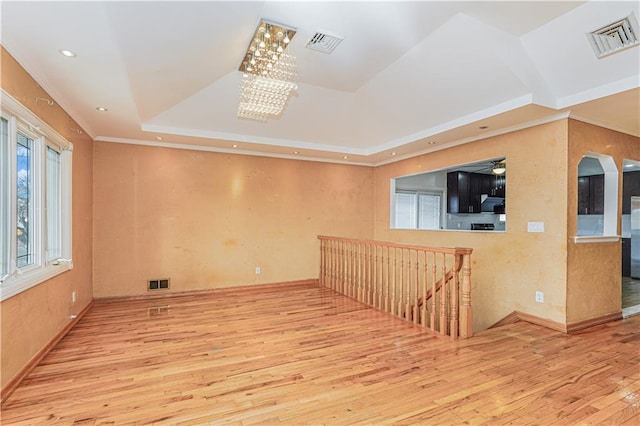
[148,278,170,291]
[306,31,344,54]
[148,305,170,317]
[587,12,639,58]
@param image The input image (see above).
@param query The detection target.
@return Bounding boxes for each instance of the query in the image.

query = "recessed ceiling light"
[428,141,436,145]
[96,107,108,112]
[343,155,349,160]
[59,49,76,58]
[479,126,489,130]
[391,152,397,156]
[293,151,299,154]
[232,144,238,148]
[155,136,163,141]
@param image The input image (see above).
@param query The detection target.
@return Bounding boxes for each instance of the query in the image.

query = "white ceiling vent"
[587,12,639,59]
[306,31,344,54]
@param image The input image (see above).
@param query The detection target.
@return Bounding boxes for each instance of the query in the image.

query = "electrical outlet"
[535,291,544,303]
[255,266,261,275]
[72,291,77,304]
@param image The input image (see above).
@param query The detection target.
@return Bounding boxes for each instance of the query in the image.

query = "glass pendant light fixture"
[238,19,298,121]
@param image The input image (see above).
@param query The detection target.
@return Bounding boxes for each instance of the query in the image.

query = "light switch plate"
[528,221,544,233]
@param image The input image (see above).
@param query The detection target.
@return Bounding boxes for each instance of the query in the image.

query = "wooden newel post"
[460,251,473,338]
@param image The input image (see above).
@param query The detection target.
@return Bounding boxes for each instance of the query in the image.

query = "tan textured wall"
[566,120,640,324]
[374,121,569,331]
[0,47,93,388]
[93,143,374,297]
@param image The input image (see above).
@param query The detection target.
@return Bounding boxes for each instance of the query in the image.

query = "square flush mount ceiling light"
[237,19,297,122]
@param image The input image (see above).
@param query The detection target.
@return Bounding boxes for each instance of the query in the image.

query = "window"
[394,191,442,230]
[0,90,73,301]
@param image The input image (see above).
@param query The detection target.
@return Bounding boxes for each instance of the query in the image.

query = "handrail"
[318,236,473,339]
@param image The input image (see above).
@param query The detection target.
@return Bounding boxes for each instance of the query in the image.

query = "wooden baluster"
[384,246,390,313]
[345,241,349,296]
[348,241,353,297]
[370,244,376,308]
[348,242,352,296]
[366,243,373,305]
[413,250,419,324]
[360,243,365,303]
[450,254,461,340]
[405,249,411,322]
[355,242,361,302]
[328,240,333,290]
[319,239,324,287]
[439,252,447,336]
[338,241,344,294]
[460,251,473,338]
[376,246,384,309]
[391,247,396,316]
[430,252,437,332]
[398,248,404,318]
[362,242,368,304]
[421,250,428,328]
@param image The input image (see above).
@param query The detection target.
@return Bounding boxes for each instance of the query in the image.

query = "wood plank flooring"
[2,282,639,425]
[623,276,640,309]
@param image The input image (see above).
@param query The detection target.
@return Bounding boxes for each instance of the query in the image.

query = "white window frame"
[574,152,619,243]
[0,89,73,301]
[392,189,442,230]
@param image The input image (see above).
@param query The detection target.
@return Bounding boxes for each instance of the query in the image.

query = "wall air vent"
[148,278,170,291]
[587,12,639,59]
[306,31,344,54]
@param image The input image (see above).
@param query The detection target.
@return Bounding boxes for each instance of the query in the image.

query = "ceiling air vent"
[587,12,640,59]
[306,31,344,54]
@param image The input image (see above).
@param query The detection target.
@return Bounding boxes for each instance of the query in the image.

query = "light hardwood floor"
[2,282,639,425]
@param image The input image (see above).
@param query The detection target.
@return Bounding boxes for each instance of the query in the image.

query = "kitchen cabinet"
[577,174,604,215]
[589,174,604,214]
[578,177,590,215]
[447,172,471,213]
[448,172,504,214]
[622,238,631,277]
[623,171,640,214]
[481,174,505,197]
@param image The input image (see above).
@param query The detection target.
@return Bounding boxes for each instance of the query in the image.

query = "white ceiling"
[1,1,639,165]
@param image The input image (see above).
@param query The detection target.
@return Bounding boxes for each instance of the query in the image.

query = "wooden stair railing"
[318,236,473,339]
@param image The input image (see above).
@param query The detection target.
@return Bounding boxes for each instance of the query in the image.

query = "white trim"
[370,94,534,155]
[0,263,72,301]
[556,75,640,110]
[141,124,362,155]
[0,90,73,302]
[569,113,638,138]
[573,235,621,244]
[374,112,571,167]
[95,136,375,167]
[0,45,97,139]
[102,111,573,168]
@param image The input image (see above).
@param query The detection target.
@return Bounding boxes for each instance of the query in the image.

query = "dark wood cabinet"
[480,174,505,197]
[447,172,470,214]
[448,172,505,214]
[589,174,605,215]
[578,177,590,215]
[622,238,631,277]
[577,174,604,215]
[623,171,640,214]
[469,173,482,213]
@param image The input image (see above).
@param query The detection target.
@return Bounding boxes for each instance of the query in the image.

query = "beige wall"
[374,121,570,331]
[566,120,640,324]
[92,143,374,297]
[1,47,93,388]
